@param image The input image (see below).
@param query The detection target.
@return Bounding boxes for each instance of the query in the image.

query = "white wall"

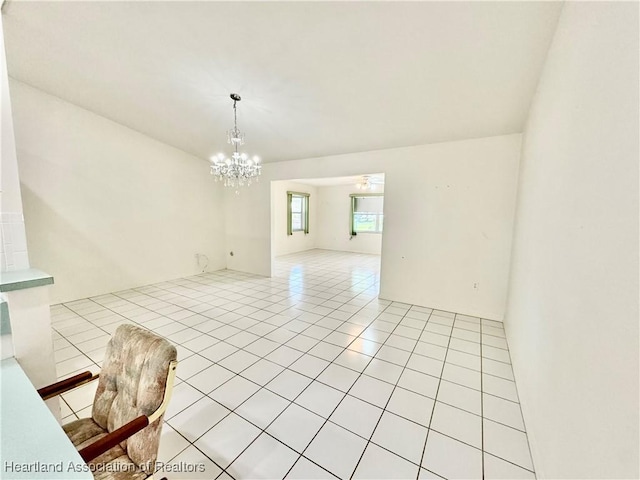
[271,181,317,257]
[2,22,57,415]
[316,184,383,255]
[504,3,639,478]
[225,134,521,320]
[12,80,520,321]
[1,19,29,271]
[10,80,227,304]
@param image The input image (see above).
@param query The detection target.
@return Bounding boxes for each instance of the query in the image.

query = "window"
[287,191,310,235]
[351,194,384,234]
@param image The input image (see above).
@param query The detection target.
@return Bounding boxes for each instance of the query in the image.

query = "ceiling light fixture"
[210,93,261,190]
[356,176,373,190]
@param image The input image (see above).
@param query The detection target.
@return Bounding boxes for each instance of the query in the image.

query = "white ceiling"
[3,1,562,163]
[292,174,385,188]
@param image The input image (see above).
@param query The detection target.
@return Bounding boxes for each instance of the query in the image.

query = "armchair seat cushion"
[63,418,149,480]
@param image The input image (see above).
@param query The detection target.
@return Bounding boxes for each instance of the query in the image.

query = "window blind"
[354,196,383,214]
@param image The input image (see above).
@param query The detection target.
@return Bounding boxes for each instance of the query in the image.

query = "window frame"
[287,191,310,235]
[350,193,384,235]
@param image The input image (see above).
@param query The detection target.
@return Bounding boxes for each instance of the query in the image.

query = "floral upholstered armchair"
[38,324,178,480]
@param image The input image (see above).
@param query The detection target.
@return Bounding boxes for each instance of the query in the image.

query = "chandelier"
[356,176,373,190]
[210,93,261,189]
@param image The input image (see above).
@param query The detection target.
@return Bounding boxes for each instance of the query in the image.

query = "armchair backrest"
[92,324,177,468]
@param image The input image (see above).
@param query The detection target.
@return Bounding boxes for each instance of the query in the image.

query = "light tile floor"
[51,249,535,479]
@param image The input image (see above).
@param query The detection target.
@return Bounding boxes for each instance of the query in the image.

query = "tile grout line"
[284,302,416,480]
[416,313,455,479]
[221,297,397,478]
[348,309,435,479]
[154,284,389,477]
[165,295,392,422]
[146,260,385,477]
[502,323,538,478]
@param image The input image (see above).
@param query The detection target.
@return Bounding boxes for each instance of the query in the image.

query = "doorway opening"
[269,173,385,277]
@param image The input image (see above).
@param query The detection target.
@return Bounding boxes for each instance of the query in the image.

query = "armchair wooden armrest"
[79,415,149,462]
[37,371,100,401]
